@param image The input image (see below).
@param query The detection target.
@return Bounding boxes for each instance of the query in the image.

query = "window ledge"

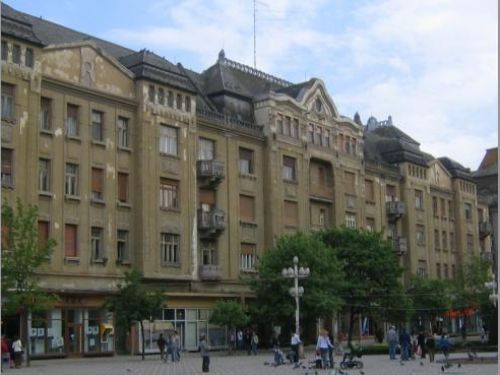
[239,173,257,180]
[240,268,257,274]
[91,140,106,147]
[365,200,375,205]
[117,201,131,209]
[116,259,132,266]
[40,129,53,136]
[2,183,14,189]
[240,220,257,227]
[91,257,108,265]
[1,117,16,124]
[39,191,53,198]
[65,195,80,202]
[161,262,181,268]
[118,146,132,153]
[64,256,80,264]
[159,152,180,159]
[160,207,180,213]
[283,179,298,185]
[91,198,105,206]
[65,135,81,142]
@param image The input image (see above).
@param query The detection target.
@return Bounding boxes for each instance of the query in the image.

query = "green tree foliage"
[1,199,57,314]
[210,300,249,353]
[104,270,165,359]
[318,227,408,346]
[407,276,452,330]
[248,232,345,327]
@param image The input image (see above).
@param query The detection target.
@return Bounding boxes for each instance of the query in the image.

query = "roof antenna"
[253,0,256,69]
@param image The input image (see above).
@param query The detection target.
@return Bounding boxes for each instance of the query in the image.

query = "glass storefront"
[28,308,114,357]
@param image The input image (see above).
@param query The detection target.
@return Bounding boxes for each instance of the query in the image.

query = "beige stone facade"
[1,3,492,357]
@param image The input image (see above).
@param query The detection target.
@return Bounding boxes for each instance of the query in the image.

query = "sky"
[7,0,498,170]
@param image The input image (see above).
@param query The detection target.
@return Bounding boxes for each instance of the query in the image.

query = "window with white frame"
[415,189,424,209]
[40,97,52,131]
[1,83,15,120]
[282,156,296,181]
[345,213,356,229]
[65,163,78,196]
[239,148,253,175]
[198,138,215,160]
[160,178,178,209]
[117,117,129,148]
[117,230,129,262]
[416,224,425,244]
[161,233,180,265]
[92,110,104,142]
[91,227,104,260]
[65,104,79,137]
[201,241,216,265]
[240,243,256,271]
[159,125,178,155]
[38,158,50,192]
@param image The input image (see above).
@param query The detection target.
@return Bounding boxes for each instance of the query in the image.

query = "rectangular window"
[434,229,440,249]
[198,138,215,160]
[283,116,291,136]
[314,126,321,144]
[117,117,129,148]
[291,119,299,138]
[1,83,15,119]
[176,94,182,110]
[167,91,174,107]
[417,260,427,277]
[478,208,484,222]
[385,184,396,202]
[240,243,256,271]
[416,224,425,244]
[161,233,179,265]
[40,97,52,131]
[308,124,314,143]
[91,227,104,260]
[450,232,455,251]
[117,173,128,203]
[345,213,356,229]
[464,202,472,221]
[158,88,165,105]
[1,40,7,61]
[436,263,441,278]
[25,48,34,68]
[64,224,78,257]
[444,264,449,279]
[199,188,215,208]
[159,125,178,155]
[12,44,20,64]
[365,179,374,202]
[91,168,104,201]
[442,231,447,250]
[466,234,474,252]
[239,195,255,222]
[91,110,104,141]
[366,217,375,232]
[38,159,50,192]
[117,230,129,262]
[1,148,13,187]
[160,178,178,209]
[319,208,327,227]
[432,197,438,216]
[415,189,424,209]
[448,200,454,219]
[201,241,216,265]
[239,148,253,175]
[282,156,296,181]
[64,163,78,196]
[344,171,355,194]
[322,129,330,147]
[148,85,155,102]
[284,200,298,227]
[65,104,79,137]
[38,220,49,249]
[451,264,456,278]
[440,198,446,217]
[276,114,283,134]
[185,96,191,112]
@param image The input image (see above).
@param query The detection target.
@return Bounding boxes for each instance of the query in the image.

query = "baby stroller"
[340,343,363,370]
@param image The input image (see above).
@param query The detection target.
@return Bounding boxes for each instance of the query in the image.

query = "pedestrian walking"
[237,329,243,350]
[244,329,251,355]
[426,333,436,363]
[290,331,301,368]
[251,331,259,355]
[1,335,10,371]
[438,334,451,365]
[157,333,167,361]
[417,331,426,359]
[11,337,23,369]
[399,328,411,361]
[327,332,335,368]
[387,325,398,360]
[316,329,334,369]
[172,330,181,361]
[200,333,210,372]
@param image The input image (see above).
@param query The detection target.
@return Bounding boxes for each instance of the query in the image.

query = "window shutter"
[38,221,49,248]
[118,173,128,202]
[241,243,255,255]
[239,195,255,222]
[284,201,298,226]
[65,224,77,257]
[67,104,78,118]
[1,83,14,96]
[344,171,355,193]
[199,189,215,206]
[1,149,12,174]
[92,168,103,193]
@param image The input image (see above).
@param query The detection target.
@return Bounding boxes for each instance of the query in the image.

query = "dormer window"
[315,98,323,113]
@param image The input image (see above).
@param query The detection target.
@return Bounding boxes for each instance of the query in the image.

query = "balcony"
[479,221,492,238]
[386,201,405,221]
[198,208,225,237]
[393,237,407,256]
[198,264,222,281]
[197,160,225,187]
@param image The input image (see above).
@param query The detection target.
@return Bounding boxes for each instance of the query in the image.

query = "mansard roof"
[119,50,196,93]
[438,157,474,181]
[1,2,133,58]
[275,79,316,100]
[201,50,293,99]
[1,12,42,45]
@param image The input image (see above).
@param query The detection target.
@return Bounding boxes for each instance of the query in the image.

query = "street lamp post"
[282,256,310,336]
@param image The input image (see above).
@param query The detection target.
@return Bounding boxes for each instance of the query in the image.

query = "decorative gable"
[429,160,452,190]
[42,42,135,99]
[300,79,339,119]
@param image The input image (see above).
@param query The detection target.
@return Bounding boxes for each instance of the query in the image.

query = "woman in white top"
[316,330,334,369]
[12,337,23,368]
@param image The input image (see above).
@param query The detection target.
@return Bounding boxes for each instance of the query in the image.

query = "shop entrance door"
[66,324,82,356]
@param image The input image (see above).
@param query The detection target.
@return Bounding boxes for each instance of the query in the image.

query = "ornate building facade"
[1,3,492,358]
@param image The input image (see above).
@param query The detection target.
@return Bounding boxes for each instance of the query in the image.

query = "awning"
[99,323,114,335]
[141,320,174,331]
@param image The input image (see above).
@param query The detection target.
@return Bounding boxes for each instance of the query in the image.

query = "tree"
[1,199,57,366]
[210,300,249,353]
[104,270,165,359]
[318,227,408,347]
[248,232,345,333]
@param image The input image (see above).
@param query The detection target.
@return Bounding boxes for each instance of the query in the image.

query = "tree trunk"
[23,308,30,367]
[139,320,145,360]
[347,306,356,349]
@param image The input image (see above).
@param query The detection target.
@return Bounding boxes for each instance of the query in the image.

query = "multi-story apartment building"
[1,3,491,358]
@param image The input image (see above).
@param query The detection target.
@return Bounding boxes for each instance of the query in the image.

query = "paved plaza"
[6,350,498,375]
